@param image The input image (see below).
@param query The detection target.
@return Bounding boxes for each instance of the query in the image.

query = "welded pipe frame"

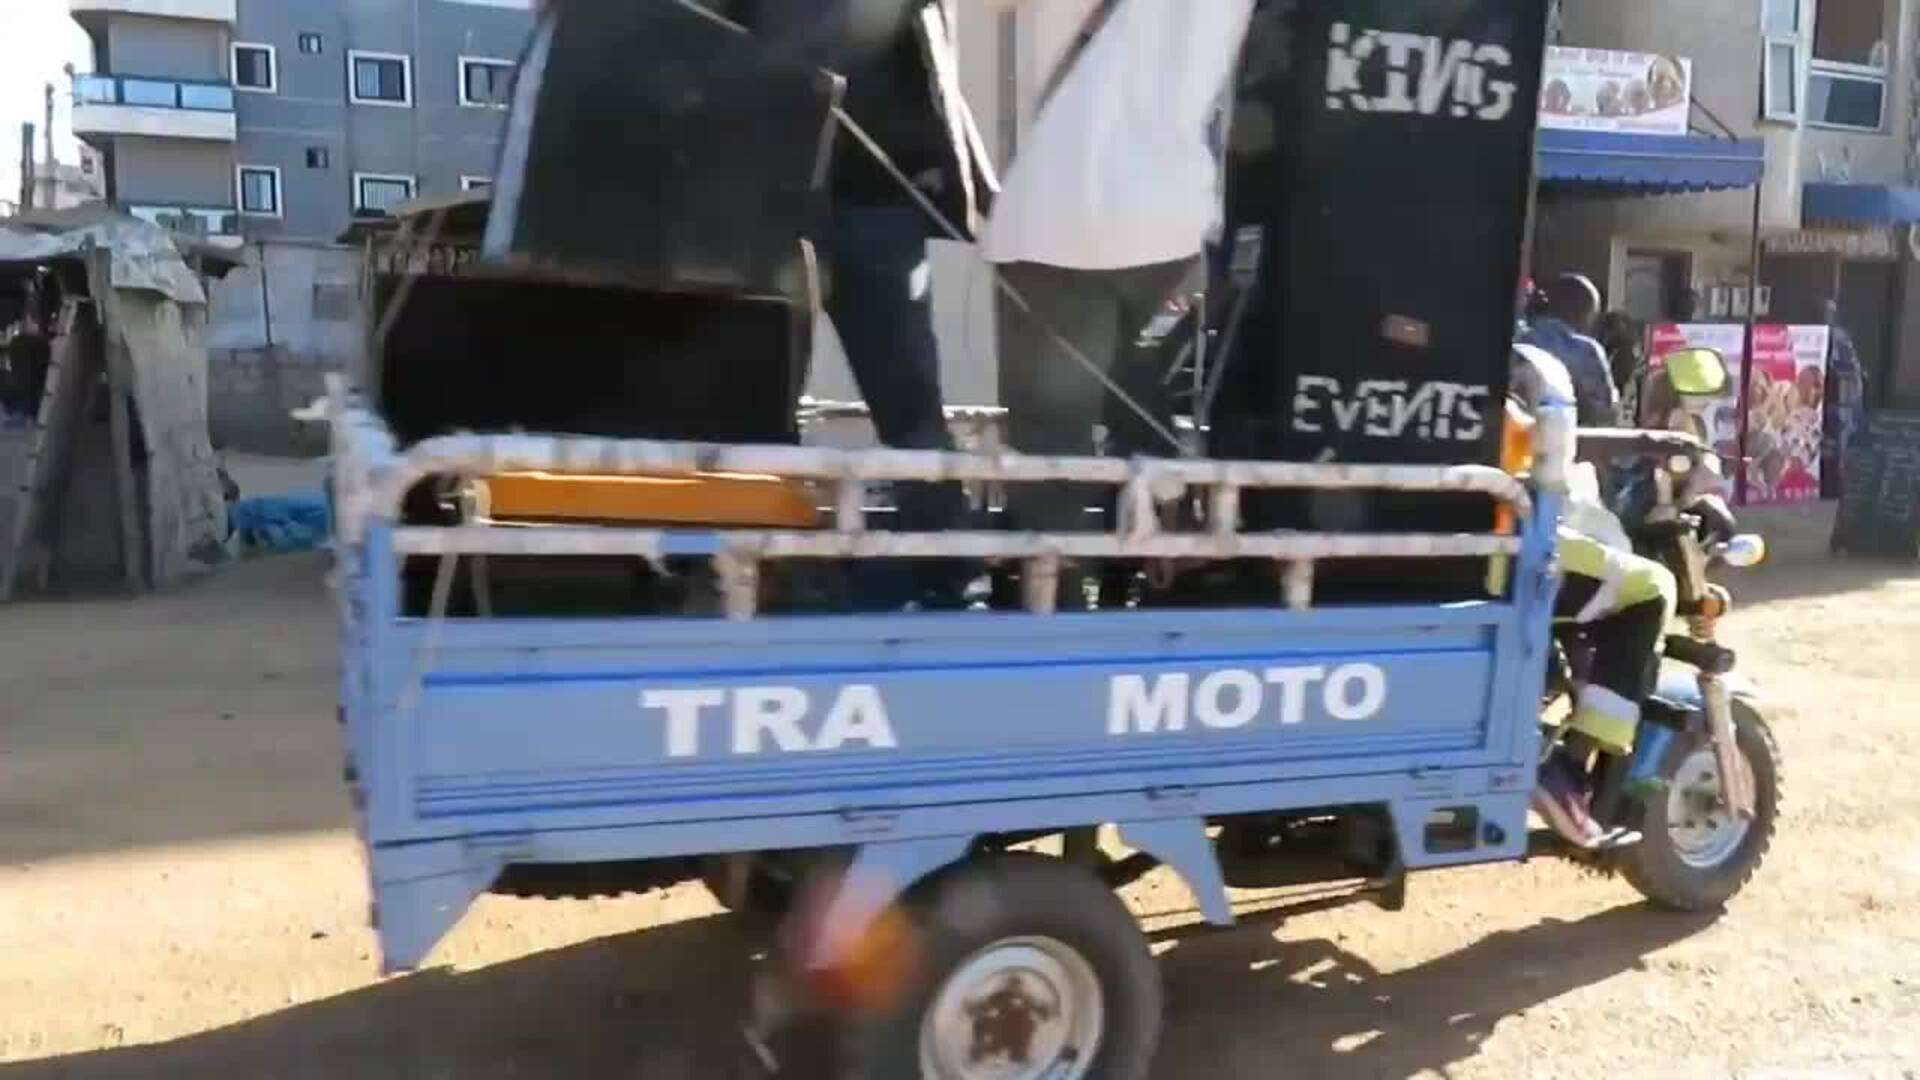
[329,381,1574,617]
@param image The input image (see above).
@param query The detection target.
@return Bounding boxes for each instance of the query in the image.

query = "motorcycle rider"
[1512,345,1678,850]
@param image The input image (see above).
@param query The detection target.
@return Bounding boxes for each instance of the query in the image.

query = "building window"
[458,57,516,108]
[460,175,492,192]
[1808,0,1891,130]
[233,43,276,93]
[306,147,330,169]
[1763,0,1804,122]
[312,282,354,322]
[354,173,416,215]
[298,32,324,55]
[348,50,412,107]
[237,165,281,217]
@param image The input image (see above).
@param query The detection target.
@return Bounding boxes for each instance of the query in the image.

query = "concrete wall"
[109,134,234,206]
[205,241,364,453]
[106,13,228,80]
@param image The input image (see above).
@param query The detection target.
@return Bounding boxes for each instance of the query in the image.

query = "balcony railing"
[125,203,241,241]
[73,73,234,113]
[72,72,237,141]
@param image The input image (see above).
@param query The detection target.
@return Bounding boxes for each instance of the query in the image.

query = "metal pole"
[257,241,274,348]
[20,123,36,210]
[1734,180,1763,505]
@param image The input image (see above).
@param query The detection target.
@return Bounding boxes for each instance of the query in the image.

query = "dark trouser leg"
[997,262,1121,536]
[826,206,969,603]
[1555,573,1666,755]
[1101,259,1200,461]
[997,258,1199,531]
[997,259,1198,608]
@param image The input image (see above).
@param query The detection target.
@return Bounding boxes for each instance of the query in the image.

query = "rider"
[1512,345,1678,850]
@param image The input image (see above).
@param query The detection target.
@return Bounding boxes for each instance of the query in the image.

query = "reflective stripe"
[1559,531,1678,623]
[1571,685,1640,755]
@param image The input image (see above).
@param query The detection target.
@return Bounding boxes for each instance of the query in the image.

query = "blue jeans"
[826,206,970,604]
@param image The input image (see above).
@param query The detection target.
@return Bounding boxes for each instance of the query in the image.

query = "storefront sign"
[1647,324,1830,506]
[1762,229,1900,261]
[1540,47,1692,136]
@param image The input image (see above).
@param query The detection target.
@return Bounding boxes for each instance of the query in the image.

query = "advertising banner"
[1541,47,1693,136]
[1647,324,1829,506]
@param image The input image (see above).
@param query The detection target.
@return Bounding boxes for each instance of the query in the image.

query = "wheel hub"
[921,937,1104,1080]
[1666,745,1753,868]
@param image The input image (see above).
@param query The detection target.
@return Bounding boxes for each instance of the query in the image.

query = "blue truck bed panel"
[331,401,1576,971]
[349,589,1533,845]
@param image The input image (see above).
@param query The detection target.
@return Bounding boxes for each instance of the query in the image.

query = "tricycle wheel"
[1621,702,1781,911]
[843,853,1161,1080]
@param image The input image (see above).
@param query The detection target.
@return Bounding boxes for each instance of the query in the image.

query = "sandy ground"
[2,502,1918,1078]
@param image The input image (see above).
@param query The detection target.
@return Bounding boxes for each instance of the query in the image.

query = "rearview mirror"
[1665,347,1731,398]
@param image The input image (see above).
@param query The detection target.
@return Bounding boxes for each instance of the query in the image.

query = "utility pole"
[20,123,36,211]
[44,83,55,169]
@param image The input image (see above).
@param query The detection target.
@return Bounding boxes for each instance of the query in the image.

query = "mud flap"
[370,839,505,974]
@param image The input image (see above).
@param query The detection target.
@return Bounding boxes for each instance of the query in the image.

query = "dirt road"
[2,505,1917,1078]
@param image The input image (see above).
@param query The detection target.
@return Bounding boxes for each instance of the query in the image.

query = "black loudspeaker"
[483,0,842,294]
[1212,0,1549,576]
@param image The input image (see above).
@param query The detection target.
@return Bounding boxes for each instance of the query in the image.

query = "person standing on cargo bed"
[982,0,1256,600]
[704,0,999,608]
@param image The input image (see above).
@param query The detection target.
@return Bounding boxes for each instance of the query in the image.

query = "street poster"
[1540,47,1693,136]
[1647,324,1830,506]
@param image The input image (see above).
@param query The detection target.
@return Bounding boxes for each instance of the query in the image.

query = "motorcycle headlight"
[1720,534,1767,569]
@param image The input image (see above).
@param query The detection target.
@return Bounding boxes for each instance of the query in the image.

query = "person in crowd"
[980,0,1256,605]
[1521,273,1618,428]
[1595,310,1645,425]
[1821,299,1869,500]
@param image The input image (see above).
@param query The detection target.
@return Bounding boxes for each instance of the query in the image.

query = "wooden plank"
[102,311,146,592]
[0,299,92,601]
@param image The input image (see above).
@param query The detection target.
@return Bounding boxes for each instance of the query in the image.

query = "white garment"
[981,0,1255,270]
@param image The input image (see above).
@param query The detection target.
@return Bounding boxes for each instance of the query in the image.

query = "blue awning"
[1803,182,1920,224]
[1537,129,1766,193]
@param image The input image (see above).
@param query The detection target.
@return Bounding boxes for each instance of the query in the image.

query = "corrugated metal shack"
[0,208,243,598]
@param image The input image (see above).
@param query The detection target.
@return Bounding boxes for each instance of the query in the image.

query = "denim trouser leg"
[826,206,970,603]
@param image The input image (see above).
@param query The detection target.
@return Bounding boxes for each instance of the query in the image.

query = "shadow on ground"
[9,899,1715,1079]
[1735,502,1916,609]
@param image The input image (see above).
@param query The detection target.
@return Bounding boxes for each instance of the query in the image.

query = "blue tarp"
[230,492,331,554]
[1802,182,1920,224]
[1537,129,1766,193]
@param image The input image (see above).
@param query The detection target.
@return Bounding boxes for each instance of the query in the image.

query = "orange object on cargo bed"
[473,471,821,528]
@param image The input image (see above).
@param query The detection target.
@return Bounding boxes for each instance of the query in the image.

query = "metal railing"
[330,378,1573,618]
[73,72,235,113]
[125,203,240,239]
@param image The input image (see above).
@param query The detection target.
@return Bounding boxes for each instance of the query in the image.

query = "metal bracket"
[1119,817,1233,927]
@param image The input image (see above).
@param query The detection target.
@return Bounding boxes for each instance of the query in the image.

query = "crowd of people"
[1518,271,1871,498]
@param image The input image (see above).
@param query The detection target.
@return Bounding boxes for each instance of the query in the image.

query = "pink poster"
[1646,324,1829,506]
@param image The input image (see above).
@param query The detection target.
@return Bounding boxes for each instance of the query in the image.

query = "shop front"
[1764,184,1920,413]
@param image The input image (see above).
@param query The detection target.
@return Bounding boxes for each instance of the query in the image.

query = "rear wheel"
[1621,702,1781,910]
[842,853,1162,1080]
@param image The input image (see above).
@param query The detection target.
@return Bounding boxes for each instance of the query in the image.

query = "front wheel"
[842,853,1163,1080]
[1621,702,1782,910]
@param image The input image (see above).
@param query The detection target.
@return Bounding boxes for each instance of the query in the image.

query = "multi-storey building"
[69,0,533,244]
[1537,0,1920,408]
